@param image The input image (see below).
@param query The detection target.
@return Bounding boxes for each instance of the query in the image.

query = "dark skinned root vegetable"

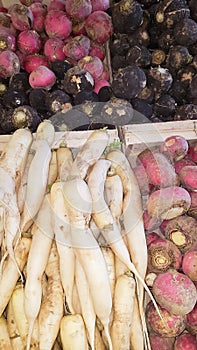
[73,90,99,105]
[160,135,189,162]
[155,0,190,29]
[131,98,153,119]
[162,214,197,254]
[50,60,73,81]
[109,33,130,57]
[188,74,197,101]
[174,104,197,121]
[147,67,173,97]
[127,27,150,48]
[157,29,174,51]
[12,105,41,131]
[176,65,196,91]
[111,0,143,34]
[9,72,30,92]
[48,107,90,131]
[182,250,197,281]
[166,45,192,71]
[149,332,175,350]
[174,157,196,174]
[173,18,197,46]
[179,165,197,191]
[146,300,186,337]
[152,269,197,316]
[74,100,104,119]
[2,88,28,109]
[168,80,188,106]
[153,94,176,120]
[0,108,16,133]
[189,0,197,21]
[45,89,71,114]
[63,66,94,96]
[186,303,197,335]
[174,332,197,350]
[98,86,112,102]
[112,65,146,100]
[146,186,191,223]
[188,191,197,220]
[126,44,152,68]
[151,49,166,66]
[137,86,155,104]
[99,97,134,126]
[147,237,182,274]
[29,88,49,114]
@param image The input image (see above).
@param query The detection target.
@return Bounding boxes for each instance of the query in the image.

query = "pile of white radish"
[0,120,162,350]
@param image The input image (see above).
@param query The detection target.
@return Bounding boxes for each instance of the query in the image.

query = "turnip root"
[24,194,54,350]
[0,315,13,349]
[11,284,39,349]
[152,269,197,316]
[174,157,196,174]
[111,272,136,350]
[60,314,89,350]
[147,237,182,273]
[179,165,197,191]
[182,250,197,281]
[7,298,24,350]
[63,177,113,350]
[186,302,197,334]
[146,186,191,223]
[133,164,151,196]
[146,300,186,337]
[174,332,197,349]
[0,237,31,316]
[188,191,197,219]
[160,135,189,161]
[145,231,160,247]
[75,259,96,349]
[162,215,197,253]
[69,129,109,179]
[149,332,175,350]
[188,142,197,163]
[38,241,64,350]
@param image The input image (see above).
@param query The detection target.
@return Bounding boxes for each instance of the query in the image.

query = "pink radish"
[179,165,197,191]
[174,332,197,350]
[29,65,56,90]
[44,10,72,39]
[78,55,103,79]
[0,50,20,78]
[63,34,90,61]
[30,2,46,33]
[149,332,175,350]
[23,54,50,73]
[91,0,110,12]
[85,10,113,44]
[65,0,92,21]
[44,37,65,62]
[186,302,197,334]
[17,29,41,55]
[8,4,33,31]
[160,135,189,161]
[182,250,197,281]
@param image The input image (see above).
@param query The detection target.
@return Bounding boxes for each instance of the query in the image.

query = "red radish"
[93,78,110,94]
[30,2,47,33]
[29,65,56,90]
[182,251,197,281]
[145,231,161,246]
[160,135,189,162]
[162,215,197,253]
[44,37,65,62]
[23,54,50,73]
[146,300,186,337]
[89,41,105,61]
[63,34,90,61]
[99,63,110,80]
[0,50,20,78]
[188,142,197,163]
[147,237,182,273]
[91,0,110,12]
[146,186,191,222]
[47,0,66,12]
[17,29,41,55]
[188,190,197,219]
[78,55,103,79]
[15,49,26,69]
[179,165,197,191]
[0,7,8,13]
[133,164,151,196]
[149,332,175,350]
[174,332,197,350]
[186,303,197,334]
[152,269,197,315]
[44,10,72,39]
[136,147,155,167]
[8,4,34,31]
[174,157,196,174]
[0,28,16,52]
[65,0,92,21]
[85,11,113,44]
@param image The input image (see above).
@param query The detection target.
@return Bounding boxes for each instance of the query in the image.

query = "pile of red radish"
[133,134,197,349]
[0,0,113,133]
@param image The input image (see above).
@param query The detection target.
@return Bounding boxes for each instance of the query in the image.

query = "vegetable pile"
[109,0,197,123]
[0,0,115,134]
[0,119,196,349]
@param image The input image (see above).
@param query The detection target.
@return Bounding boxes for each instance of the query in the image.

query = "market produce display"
[0,119,196,350]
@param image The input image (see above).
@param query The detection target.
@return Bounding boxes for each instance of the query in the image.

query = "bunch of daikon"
[0,121,158,350]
